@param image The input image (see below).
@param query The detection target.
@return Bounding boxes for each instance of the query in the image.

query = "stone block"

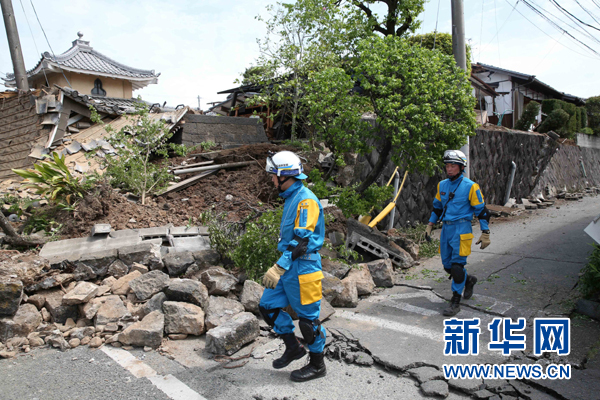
[130,263,149,275]
[240,280,264,314]
[163,301,205,335]
[331,278,358,308]
[364,258,394,287]
[192,249,221,267]
[0,304,42,342]
[576,299,600,321]
[0,280,23,316]
[205,312,260,356]
[93,295,130,326]
[45,291,79,324]
[448,378,484,394]
[205,296,245,330]
[118,242,163,270]
[138,226,169,239]
[128,270,170,301]
[200,267,238,296]
[321,275,344,304]
[164,279,209,309]
[321,258,351,280]
[76,249,118,277]
[163,252,195,276]
[168,237,211,254]
[111,270,142,295]
[91,224,111,236]
[62,282,99,305]
[107,259,129,279]
[119,310,164,348]
[139,292,167,319]
[27,294,46,310]
[169,226,200,236]
[346,266,375,296]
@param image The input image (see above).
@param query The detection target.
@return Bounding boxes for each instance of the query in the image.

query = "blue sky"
[1,0,598,108]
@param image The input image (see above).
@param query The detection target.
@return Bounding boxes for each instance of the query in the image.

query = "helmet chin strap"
[276,175,293,192]
[447,166,465,181]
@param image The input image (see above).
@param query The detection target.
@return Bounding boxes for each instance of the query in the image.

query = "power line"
[28,0,71,88]
[481,0,519,53]
[478,0,485,61]
[551,0,600,31]
[503,0,600,60]
[520,0,600,57]
[529,0,600,46]
[574,0,600,26]
[18,0,48,86]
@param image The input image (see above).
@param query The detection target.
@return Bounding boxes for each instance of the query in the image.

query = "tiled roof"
[4,34,158,90]
[60,86,145,116]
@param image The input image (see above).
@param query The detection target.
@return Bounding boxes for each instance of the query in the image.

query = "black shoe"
[273,333,306,369]
[290,352,327,382]
[443,292,462,316]
[463,275,478,300]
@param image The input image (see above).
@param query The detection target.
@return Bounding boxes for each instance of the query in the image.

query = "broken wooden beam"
[169,160,215,171]
[173,161,255,175]
[159,169,218,196]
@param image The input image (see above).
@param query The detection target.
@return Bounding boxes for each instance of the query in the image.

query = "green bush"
[540,99,586,136]
[579,244,600,299]
[307,168,394,218]
[514,101,540,131]
[586,96,600,135]
[207,208,283,281]
[537,109,571,136]
[582,127,594,135]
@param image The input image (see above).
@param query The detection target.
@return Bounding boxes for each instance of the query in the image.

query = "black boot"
[273,333,306,369]
[290,352,327,382]
[463,275,478,300]
[443,292,462,316]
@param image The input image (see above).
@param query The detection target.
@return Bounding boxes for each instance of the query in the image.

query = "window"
[91,78,106,96]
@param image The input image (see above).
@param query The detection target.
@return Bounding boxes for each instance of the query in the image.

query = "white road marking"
[102,346,207,400]
[368,291,445,304]
[471,294,513,314]
[337,310,442,342]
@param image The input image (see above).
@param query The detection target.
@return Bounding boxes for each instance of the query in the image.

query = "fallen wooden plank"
[169,160,215,171]
[173,161,255,175]
[159,169,217,196]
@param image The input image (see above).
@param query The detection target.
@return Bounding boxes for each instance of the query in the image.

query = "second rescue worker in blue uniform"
[426,150,492,316]
[259,151,327,382]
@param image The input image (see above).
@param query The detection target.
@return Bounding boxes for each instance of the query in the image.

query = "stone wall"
[181,115,268,149]
[577,133,600,150]
[352,128,558,228]
[533,145,600,197]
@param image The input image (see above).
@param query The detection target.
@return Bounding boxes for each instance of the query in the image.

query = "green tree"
[537,109,571,135]
[586,96,600,135]
[306,35,476,192]
[514,101,540,131]
[341,0,425,37]
[89,102,178,205]
[407,32,471,71]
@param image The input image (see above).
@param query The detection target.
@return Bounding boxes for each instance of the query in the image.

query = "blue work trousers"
[259,260,326,354]
[440,220,473,295]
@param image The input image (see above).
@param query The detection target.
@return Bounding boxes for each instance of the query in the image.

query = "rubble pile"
[0,219,422,359]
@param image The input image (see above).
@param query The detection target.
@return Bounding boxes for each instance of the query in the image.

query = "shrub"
[537,109,571,136]
[13,152,95,208]
[206,208,283,281]
[579,244,600,299]
[514,101,540,131]
[586,96,600,135]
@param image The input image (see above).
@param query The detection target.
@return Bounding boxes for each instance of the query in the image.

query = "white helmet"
[443,149,467,167]
[265,151,308,180]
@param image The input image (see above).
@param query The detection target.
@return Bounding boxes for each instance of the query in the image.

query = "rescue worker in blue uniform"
[259,150,327,382]
[425,150,492,316]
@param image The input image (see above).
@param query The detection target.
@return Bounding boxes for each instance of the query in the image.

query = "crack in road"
[486,256,525,279]
[480,251,584,265]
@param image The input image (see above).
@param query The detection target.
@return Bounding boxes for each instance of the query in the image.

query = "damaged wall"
[0,92,49,180]
[533,145,600,197]
[353,128,574,228]
[181,115,268,150]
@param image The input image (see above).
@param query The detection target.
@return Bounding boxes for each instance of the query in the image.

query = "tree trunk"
[0,212,46,247]
[355,137,393,193]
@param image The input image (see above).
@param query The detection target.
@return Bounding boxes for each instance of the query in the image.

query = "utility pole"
[197,95,202,112]
[1,0,29,92]
[451,0,469,178]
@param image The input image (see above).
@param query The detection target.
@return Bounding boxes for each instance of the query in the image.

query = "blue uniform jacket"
[276,180,325,271]
[428,175,490,232]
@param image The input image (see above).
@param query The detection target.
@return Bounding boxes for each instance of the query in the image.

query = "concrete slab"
[169,226,200,237]
[166,237,211,253]
[109,229,140,239]
[139,226,170,239]
[91,224,111,236]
